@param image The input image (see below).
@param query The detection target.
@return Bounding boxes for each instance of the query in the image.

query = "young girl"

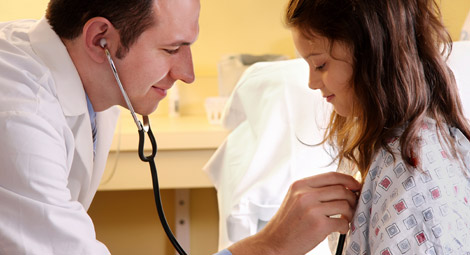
[285,0,470,254]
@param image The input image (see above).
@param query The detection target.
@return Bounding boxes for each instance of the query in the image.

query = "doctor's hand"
[227,172,361,255]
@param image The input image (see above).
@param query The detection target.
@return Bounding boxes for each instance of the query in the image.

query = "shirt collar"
[28,17,87,117]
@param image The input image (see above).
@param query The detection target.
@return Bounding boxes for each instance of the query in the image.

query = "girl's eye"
[315,63,326,71]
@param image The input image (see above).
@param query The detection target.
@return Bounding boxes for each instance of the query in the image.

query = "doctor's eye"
[164,48,180,55]
[315,63,326,71]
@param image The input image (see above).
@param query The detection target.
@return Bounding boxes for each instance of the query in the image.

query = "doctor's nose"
[171,46,195,84]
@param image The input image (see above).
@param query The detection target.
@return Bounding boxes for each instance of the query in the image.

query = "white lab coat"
[204,59,336,254]
[0,18,119,254]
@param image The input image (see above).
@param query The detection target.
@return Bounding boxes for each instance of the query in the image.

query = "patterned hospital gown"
[344,119,470,255]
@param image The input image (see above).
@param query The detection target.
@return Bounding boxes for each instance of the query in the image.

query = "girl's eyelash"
[315,63,326,70]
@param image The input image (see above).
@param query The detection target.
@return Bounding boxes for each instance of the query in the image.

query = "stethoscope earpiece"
[99,38,107,49]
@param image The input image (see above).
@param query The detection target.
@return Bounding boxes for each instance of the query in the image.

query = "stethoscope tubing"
[335,234,346,255]
[104,48,142,131]
[139,126,187,255]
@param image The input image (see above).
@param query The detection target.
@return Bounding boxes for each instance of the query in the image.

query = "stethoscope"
[99,38,187,255]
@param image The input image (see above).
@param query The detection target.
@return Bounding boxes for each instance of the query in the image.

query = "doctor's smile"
[152,85,171,97]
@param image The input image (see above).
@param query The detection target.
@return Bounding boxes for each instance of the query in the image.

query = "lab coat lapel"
[81,107,120,209]
[65,115,94,202]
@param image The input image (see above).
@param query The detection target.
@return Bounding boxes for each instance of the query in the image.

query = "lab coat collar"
[28,17,87,117]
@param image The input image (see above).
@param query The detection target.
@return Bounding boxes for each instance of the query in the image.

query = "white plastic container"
[168,82,180,117]
[204,97,228,125]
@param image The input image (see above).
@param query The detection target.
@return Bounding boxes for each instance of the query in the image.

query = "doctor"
[0,0,360,254]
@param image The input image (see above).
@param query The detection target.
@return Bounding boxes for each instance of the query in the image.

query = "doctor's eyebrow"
[167,33,199,47]
[168,41,191,46]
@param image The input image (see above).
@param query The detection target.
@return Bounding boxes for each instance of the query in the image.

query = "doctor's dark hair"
[285,0,470,178]
[46,0,155,58]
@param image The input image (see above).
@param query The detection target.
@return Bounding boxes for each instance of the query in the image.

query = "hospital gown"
[344,118,470,255]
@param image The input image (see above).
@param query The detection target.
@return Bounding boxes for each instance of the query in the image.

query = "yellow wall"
[3,0,468,116]
[440,0,470,40]
[1,0,49,20]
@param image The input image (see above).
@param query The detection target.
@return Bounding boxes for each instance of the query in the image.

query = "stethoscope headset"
[100,37,348,255]
[99,38,187,255]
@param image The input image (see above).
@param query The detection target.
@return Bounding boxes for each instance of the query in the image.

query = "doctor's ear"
[82,17,119,63]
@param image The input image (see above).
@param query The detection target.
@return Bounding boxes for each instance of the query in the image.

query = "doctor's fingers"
[317,199,356,222]
[288,184,358,211]
[315,184,359,208]
[297,172,361,191]
[323,217,351,235]
[298,200,354,236]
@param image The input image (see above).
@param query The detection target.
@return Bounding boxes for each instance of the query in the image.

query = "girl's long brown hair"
[285,0,470,178]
